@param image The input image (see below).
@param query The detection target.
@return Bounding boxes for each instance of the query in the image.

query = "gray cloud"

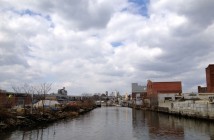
[28,0,125,30]
[177,0,214,27]
[0,0,214,94]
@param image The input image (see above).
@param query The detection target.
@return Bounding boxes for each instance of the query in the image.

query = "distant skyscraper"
[114,90,117,97]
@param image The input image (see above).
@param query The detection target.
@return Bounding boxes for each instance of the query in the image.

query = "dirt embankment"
[0,100,96,131]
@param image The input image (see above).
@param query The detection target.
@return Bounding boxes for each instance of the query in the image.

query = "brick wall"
[198,86,207,93]
[147,80,182,95]
[0,92,32,108]
[206,64,214,93]
[147,80,182,106]
[0,92,7,107]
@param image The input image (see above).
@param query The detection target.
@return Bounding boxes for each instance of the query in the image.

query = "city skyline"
[0,0,214,94]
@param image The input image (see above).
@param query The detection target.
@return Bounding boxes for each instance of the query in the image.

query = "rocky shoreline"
[0,101,96,131]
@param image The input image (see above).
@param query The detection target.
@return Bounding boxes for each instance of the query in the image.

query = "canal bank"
[131,105,214,122]
[2,107,214,140]
[130,103,214,122]
[0,100,96,131]
[156,100,214,121]
[130,93,214,121]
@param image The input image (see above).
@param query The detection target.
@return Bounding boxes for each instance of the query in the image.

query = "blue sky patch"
[128,0,150,17]
[111,42,123,47]
[19,9,42,16]
[12,9,54,28]
[13,9,52,21]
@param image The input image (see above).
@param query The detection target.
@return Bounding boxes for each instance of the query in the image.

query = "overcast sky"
[0,0,214,95]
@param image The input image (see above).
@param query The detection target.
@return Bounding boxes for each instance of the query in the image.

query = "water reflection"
[132,109,214,140]
[132,109,184,140]
[1,107,214,140]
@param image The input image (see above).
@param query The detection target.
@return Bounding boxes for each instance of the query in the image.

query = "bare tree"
[11,84,25,114]
[11,85,23,94]
[34,83,52,115]
[11,85,23,107]
[12,83,52,115]
[22,83,35,114]
[12,83,36,115]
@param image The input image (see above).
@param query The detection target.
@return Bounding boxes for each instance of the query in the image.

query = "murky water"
[1,107,214,140]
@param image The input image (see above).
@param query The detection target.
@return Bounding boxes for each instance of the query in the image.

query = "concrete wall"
[135,100,143,106]
[182,93,214,100]
[172,100,214,112]
[198,93,214,100]
[158,93,177,109]
[144,99,150,107]
[158,93,176,102]
[159,101,172,109]
[159,100,214,119]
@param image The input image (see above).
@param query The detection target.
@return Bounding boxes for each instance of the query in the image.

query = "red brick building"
[147,80,182,107]
[0,90,32,108]
[198,86,207,93]
[206,64,214,93]
[0,90,7,107]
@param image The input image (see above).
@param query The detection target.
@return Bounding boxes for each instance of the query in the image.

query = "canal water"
[1,107,214,140]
